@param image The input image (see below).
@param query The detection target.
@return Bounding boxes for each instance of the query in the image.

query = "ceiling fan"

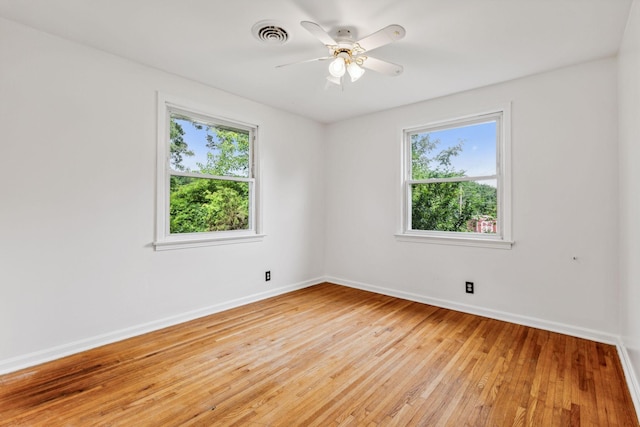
[278,21,406,86]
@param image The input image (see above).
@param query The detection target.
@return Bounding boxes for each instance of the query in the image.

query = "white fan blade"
[301,21,337,46]
[356,25,406,52]
[360,56,404,76]
[276,56,332,68]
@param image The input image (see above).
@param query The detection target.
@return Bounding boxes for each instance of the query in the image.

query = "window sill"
[395,233,513,249]
[154,233,265,251]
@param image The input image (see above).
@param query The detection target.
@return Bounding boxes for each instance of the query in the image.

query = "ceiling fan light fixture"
[290,21,406,88]
[328,57,346,77]
[347,62,365,82]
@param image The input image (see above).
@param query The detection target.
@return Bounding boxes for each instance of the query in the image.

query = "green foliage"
[411,133,463,180]
[169,120,194,171]
[411,133,497,233]
[169,177,249,233]
[198,128,250,177]
[168,118,251,233]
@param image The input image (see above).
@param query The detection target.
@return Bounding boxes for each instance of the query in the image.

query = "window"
[155,94,262,250]
[399,107,512,248]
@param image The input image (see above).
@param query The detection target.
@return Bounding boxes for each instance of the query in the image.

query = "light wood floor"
[0,283,637,426]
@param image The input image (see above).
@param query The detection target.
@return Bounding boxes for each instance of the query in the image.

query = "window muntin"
[403,111,509,244]
[155,94,261,250]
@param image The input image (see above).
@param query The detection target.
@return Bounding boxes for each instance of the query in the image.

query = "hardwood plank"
[0,283,637,426]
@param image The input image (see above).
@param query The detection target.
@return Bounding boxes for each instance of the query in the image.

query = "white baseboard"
[325,276,618,345]
[616,338,640,421]
[0,277,322,376]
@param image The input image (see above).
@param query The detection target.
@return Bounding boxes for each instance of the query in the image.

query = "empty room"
[1,0,639,425]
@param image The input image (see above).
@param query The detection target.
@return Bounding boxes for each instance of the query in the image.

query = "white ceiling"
[0,0,632,123]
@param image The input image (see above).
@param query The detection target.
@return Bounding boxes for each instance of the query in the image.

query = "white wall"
[0,11,631,385]
[619,0,640,408]
[325,58,620,339]
[0,17,326,370]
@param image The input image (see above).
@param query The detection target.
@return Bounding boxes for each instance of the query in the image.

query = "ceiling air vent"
[252,20,289,45]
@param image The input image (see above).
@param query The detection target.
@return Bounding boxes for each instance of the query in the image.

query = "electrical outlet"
[265,271,271,282]
[465,281,474,294]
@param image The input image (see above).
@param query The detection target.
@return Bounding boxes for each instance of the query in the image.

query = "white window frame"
[154,93,263,250]
[396,104,512,249]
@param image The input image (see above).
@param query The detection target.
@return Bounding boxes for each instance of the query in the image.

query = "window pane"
[411,121,496,180]
[170,176,250,233]
[411,179,497,233]
[169,114,250,178]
